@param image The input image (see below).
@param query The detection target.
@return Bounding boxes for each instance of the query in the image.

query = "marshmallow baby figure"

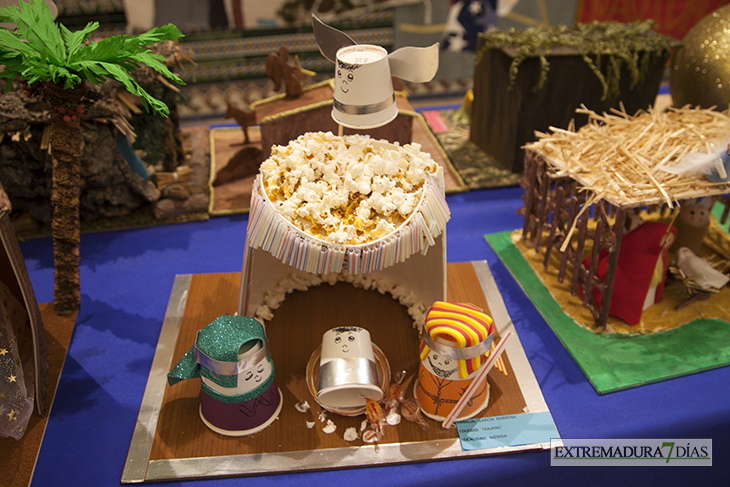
[312,14,439,129]
[317,326,382,409]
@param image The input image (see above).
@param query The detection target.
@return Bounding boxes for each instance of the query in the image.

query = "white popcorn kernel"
[323,419,337,434]
[295,401,311,413]
[343,427,359,442]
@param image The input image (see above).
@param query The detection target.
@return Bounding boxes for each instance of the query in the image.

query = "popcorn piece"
[386,409,401,426]
[294,401,311,413]
[322,419,337,434]
[343,427,359,442]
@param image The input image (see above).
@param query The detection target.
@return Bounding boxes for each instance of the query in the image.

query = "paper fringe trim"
[246,173,449,275]
[254,270,428,330]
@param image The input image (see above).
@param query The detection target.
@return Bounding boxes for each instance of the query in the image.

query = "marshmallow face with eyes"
[424,350,460,380]
[238,354,272,395]
[317,326,381,409]
[321,326,375,363]
[332,45,396,129]
[201,341,273,396]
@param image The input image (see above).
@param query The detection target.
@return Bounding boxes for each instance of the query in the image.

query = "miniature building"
[470,22,678,173]
[518,107,730,329]
[251,80,414,158]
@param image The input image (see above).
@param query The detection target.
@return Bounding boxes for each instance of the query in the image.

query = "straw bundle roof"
[526,105,730,208]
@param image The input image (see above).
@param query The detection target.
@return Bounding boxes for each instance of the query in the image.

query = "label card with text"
[456,412,560,451]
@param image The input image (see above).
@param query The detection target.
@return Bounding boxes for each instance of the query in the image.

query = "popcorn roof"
[260,132,439,245]
[247,132,450,276]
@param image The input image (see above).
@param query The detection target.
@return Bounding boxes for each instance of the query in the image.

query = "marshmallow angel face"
[333,45,397,129]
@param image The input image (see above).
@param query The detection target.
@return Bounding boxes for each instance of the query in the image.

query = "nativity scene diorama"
[3,0,728,482]
[152,16,537,469]
[170,15,516,442]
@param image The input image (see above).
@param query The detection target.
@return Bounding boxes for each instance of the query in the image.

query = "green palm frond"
[0,0,65,64]
[0,0,184,116]
[60,21,100,60]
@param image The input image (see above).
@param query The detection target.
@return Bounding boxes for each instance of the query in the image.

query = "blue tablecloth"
[20,186,728,486]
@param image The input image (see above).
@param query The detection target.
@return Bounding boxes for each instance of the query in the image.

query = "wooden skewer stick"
[442,331,513,429]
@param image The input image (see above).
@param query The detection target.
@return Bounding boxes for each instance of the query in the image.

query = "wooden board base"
[123,262,553,482]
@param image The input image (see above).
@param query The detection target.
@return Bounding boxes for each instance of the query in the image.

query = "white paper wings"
[312,14,439,83]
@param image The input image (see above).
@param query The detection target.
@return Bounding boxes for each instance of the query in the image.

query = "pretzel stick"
[442,331,513,429]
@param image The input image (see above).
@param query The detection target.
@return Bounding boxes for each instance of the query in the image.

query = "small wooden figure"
[224,101,256,145]
[265,45,315,98]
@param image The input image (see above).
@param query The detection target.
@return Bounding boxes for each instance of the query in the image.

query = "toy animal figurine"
[167,315,282,437]
[312,14,439,129]
[676,247,730,291]
[265,45,315,98]
[212,146,262,187]
[671,197,714,255]
[224,100,257,145]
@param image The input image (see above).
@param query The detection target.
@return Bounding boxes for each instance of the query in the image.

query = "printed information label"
[456,412,559,451]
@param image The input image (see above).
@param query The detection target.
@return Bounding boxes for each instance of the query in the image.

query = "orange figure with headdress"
[415,302,504,422]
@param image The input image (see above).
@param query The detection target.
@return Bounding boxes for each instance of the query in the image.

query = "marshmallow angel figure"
[312,14,439,129]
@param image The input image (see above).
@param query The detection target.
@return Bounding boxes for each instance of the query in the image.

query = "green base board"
[485,230,730,394]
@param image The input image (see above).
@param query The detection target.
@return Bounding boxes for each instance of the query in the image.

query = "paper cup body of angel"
[334,45,397,129]
[317,326,382,409]
[312,14,439,130]
[415,302,495,422]
[167,315,282,437]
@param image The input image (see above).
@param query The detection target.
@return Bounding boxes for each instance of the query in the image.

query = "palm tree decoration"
[0,0,184,314]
